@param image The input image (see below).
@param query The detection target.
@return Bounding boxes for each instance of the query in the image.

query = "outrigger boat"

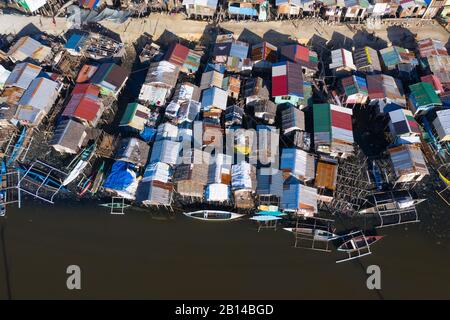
[63,144,96,186]
[99,202,131,209]
[90,161,105,195]
[283,227,338,241]
[337,235,383,252]
[183,210,244,221]
[17,162,66,191]
[7,127,26,166]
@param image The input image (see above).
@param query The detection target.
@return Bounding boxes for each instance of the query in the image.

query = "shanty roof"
[315,160,337,190]
[90,63,128,94]
[200,70,224,90]
[5,62,42,89]
[141,162,172,184]
[251,41,278,63]
[243,77,270,101]
[366,74,405,103]
[281,106,305,133]
[76,65,98,83]
[281,178,318,215]
[17,77,58,110]
[62,84,101,123]
[136,179,173,206]
[7,36,51,62]
[172,82,201,102]
[144,60,180,87]
[280,148,315,181]
[225,104,244,126]
[353,46,382,73]
[341,75,368,97]
[313,103,354,148]
[213,35,249,60]
[16,77,59,125]
[150,139,181,165]
[379,46,417,68]
[433,109,450,142]
[279,44,319,71]
[409,82,442,108]
[251,99,277,124]
[388,108,420,136]
[417,38,448,58]
[208,153,232,184]
[231,161,256,191]
[49,118,86,153]
[119,102,150,131]
[427,55,450,85]
[257,168,283,197]
[388,144,429,178]
[329,48,356,70]
[164,43,201,74]
[205,183,230,202]
[420,74,444,93]
[272,61,304,97]
[114,137,150,167]
[201,86,228,111]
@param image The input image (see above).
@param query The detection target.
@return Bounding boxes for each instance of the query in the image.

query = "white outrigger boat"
[183,210,244,221]
[283,227,338,241]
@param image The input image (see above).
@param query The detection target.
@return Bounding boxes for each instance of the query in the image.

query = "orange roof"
[315,161,337,190]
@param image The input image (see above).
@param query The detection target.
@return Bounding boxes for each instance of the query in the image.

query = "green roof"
[313,103,331,133]
[120,102,138,126]
[409,82,442,107]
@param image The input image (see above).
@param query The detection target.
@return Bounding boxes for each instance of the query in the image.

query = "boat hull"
[183,210,244,221]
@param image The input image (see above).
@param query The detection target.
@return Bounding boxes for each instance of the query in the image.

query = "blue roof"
[65,33,87,52]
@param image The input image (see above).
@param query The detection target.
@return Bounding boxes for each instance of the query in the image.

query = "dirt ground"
[0,13,448,48]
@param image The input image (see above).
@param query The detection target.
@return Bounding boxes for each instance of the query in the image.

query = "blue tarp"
[205,63,226,73]
[140,126,156,142]
[103,161,135,191]
[65,33,87,52]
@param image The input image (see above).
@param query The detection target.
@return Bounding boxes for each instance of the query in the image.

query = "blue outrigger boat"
[16,163,67,191]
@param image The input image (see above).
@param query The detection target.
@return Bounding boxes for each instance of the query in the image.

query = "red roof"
[331,110,352,131]
[63,84,101,122]
[165,43,189,67]
[71,83,100,96]
[272,75,287,97]
[296,45,309,63]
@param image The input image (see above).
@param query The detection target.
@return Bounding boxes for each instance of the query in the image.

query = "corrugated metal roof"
[8,36,51,62]
[201,87,228,111]
[280,148,315,181]
[409,82,442,107]
[5,62,42,90]
[150,140,181,165]
[272,61,303,97]
[388,144,429,178]
[433,109,450,141]
[18,77,58,111]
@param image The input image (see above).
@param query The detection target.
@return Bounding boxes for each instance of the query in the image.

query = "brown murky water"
[0,192,449,300]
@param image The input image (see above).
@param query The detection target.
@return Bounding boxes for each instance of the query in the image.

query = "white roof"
[205,183,229,201]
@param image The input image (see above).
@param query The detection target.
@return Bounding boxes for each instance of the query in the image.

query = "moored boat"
[283,227,338,241]
[183,210,244,221]
[337,235,383,252]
